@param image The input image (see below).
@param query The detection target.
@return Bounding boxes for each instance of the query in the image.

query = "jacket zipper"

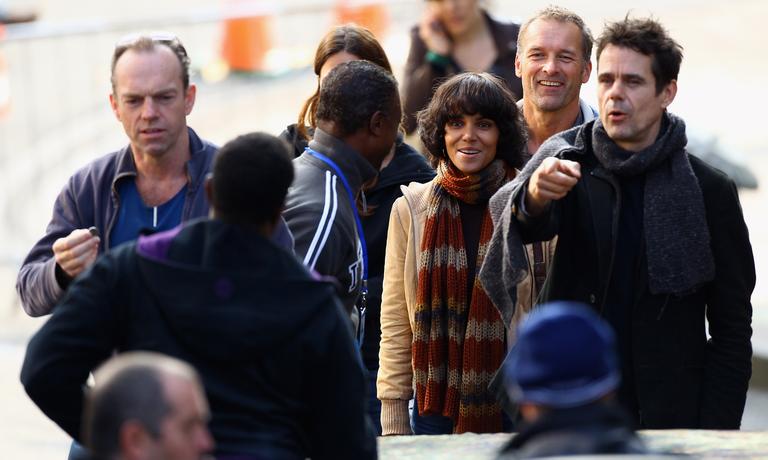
[656,294,670,321]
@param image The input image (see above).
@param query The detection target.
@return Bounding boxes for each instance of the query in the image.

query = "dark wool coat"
[512,122,754,429]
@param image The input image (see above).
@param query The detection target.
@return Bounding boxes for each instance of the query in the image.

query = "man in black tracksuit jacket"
[283,61,403,315]
[281,123,435,435]
[21,133,376,460]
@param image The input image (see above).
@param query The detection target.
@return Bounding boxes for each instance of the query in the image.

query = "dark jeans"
[410,397,453,435]
[410,397,515,435]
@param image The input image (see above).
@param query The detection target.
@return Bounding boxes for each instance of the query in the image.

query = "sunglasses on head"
[114,31,182,48]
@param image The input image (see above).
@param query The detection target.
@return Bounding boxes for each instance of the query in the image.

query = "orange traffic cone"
[334,0,389,39]
[221,13,271,73]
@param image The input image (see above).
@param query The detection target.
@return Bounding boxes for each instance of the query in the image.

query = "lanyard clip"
[356,280,368,347]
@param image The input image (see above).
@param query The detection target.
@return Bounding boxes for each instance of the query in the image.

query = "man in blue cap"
[498,301,645,458]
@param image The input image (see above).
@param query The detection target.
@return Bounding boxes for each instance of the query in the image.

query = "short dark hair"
[315,60,399,137]
[417,72,526,169]
[111,33,191,93]
[211,132,294,226]
[518,6,593,63]
[596,17,683,94]
[84,364,171,458]
[297,24,393,141]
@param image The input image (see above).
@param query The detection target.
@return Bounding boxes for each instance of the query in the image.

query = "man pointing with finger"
[16,34,216,317]
[482,17,754,429]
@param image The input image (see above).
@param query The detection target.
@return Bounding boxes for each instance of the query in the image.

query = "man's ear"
[520,402,546,422]
[660,79,677,109]
[119,420,153,459]
[581,59,592,84]
[184,83,197,115]
[514,53,522,78]
[109,92,121,122]
[368,110,386,137]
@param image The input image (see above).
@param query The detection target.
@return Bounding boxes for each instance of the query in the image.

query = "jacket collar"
[399,180,436,218]
[112,127,211,191]
[374,136,435,190]
[516,98,598,128]
[308,128,378,195]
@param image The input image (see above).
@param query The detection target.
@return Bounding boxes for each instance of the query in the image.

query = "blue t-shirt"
[110,179,187,248]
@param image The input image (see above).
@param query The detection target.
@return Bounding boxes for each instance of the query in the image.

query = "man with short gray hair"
[515,6,597,155]
[506,6,597,307]
[16,33,216,317]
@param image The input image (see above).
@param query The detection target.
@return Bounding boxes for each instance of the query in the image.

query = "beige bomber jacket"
[377,179,552,435]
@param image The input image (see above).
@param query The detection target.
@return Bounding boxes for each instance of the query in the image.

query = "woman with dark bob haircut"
[378,72,542,435]
[419,72,526,169]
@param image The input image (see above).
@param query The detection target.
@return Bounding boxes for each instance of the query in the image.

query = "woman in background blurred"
[401,0,523,134]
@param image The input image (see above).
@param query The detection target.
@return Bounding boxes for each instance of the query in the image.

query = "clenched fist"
[525,157,581,216]
[53,228,100,279]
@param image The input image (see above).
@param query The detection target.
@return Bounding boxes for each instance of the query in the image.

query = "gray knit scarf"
[592,112,715,295]
[479,113,715,322]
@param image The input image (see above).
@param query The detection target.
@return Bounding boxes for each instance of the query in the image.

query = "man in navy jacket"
[16,33,217,317]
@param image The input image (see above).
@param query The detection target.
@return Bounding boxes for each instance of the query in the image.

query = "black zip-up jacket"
[278,125,436,369]
[283,128,378,313]
[511,121,754,429]
[20,219,376,460]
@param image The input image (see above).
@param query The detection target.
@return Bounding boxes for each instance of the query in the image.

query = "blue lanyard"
[305,148,369,288]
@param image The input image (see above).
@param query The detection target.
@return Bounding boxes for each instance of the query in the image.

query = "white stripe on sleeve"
[303,171,339,270]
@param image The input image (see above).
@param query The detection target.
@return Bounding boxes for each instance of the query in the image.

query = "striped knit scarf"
[413,159,509,433]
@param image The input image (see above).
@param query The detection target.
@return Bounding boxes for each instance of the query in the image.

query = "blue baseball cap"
[504,301,620,408]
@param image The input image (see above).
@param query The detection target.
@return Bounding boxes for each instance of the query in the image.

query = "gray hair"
[110,33,191,93]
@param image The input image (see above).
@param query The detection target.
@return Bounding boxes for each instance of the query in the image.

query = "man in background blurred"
[498,302,645,458]
[83,352,214,460]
